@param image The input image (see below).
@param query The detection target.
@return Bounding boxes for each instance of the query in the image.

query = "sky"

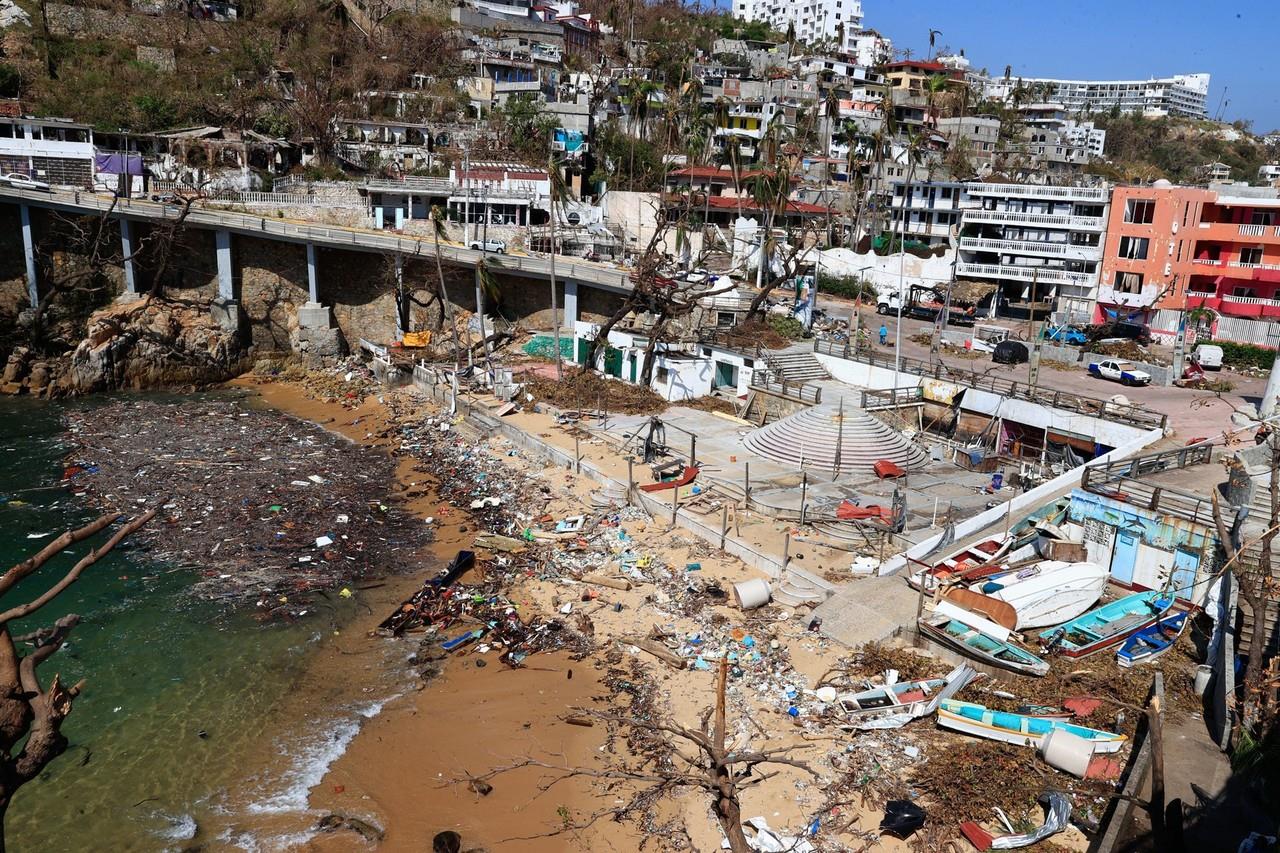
[711,0,1280,132]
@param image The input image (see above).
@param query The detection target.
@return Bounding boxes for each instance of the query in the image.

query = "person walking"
[879,323,888,346]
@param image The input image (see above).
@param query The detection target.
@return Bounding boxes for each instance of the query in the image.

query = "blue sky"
[710,1,1280,132]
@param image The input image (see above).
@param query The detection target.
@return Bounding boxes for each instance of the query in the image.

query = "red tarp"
[873,460,906,479]
[639,466,698,493]
[836,501,893,522]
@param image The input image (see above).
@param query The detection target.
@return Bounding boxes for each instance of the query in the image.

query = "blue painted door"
[1111,530,1139,585]
[1172,548,1200,601]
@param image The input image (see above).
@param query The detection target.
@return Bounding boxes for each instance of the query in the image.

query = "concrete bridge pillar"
[295,242,342,357]
[211,229,243,334]
[563,279,579,326]
[19,205,37,308]
[120,219,138,299]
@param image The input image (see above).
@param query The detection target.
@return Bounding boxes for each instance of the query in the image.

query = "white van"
[1191,344,1224,370]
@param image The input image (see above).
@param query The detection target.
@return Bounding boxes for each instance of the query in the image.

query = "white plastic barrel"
[1040,727,1095,778]
[733,578,772,610]
[1194,664,1212,696]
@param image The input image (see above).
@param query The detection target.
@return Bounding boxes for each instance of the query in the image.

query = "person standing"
[879,323,888,346]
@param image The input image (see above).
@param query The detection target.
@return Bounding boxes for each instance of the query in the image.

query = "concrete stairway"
[766,350,830,383]
[742,403,929,474]
[772,565,838,607]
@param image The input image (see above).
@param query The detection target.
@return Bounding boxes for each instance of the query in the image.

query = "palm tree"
[924,73,949,126]
[928,29,942,60]
[430,205,461,367]
[545,154,571,379]
[626,79,659,187]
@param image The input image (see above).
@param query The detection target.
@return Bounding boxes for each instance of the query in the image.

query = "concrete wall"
[1039,342,1175,386]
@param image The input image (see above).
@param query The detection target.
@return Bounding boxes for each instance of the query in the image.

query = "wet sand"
[233,378,620,851]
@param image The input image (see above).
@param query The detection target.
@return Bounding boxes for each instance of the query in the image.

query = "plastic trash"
[961,791,1071,850]
[879,800,926,838]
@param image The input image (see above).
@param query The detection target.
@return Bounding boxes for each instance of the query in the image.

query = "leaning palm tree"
[430,205,462,367]
[924,73,949,126]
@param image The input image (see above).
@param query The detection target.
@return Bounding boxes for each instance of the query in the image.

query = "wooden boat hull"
[905,536,1011,592]
[938,700,1127,753]
[1117,611,1189,667]
[1039,591,1173,658]
[838,664,978,729]
[919,604,1050,677]
[979,561,1108,630]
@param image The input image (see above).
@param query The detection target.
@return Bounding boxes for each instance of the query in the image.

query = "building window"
[1115,272,1144,293]
[656,367,670,383]
[1250,211,1275,226]
[1123,198,1156,224]
[1117,236,1150,260]
[1241,247,1264,265]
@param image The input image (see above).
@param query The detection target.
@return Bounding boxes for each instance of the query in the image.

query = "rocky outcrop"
[61,298,253,393]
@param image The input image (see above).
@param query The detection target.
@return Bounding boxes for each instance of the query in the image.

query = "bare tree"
[0,506,159,849]
[475,660,816,852]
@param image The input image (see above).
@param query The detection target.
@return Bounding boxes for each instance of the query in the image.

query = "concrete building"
[888,180,976,247]
[982,73,1211,119]
[957,182,1110,320]
[0,116,95,188]
[730,0,864,53]
[1259,163,1280,187]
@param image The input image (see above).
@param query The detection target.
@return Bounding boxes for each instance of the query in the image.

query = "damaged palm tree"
[477,660,816,852]
[0,505,159,849]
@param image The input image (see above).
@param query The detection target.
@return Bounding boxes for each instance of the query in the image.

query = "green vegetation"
[1215,340,1276,370]
[1089,113,1271,183]
[766,314,805,340]
[816,273,878,301]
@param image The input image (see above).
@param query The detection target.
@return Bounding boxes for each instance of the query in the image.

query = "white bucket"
[733,578,772,610]
[1194,664,1213,697]
[1040,727,1095,778]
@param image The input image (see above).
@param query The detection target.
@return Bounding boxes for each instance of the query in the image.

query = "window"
[1250,211,1275,226]
[1241,247,1264,265]
[1115,272,1144,293]
[656,367,670,383]
[1117,236,1149,260]
[1124,199,1156,224]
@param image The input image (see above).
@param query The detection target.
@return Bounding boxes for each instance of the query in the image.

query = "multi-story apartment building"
[888,180,976,247]
[1101,182,1280,347]
[731,0,864,53]
[0,116,95,188]
[981,73,1211,119]
[957,182,1110,320]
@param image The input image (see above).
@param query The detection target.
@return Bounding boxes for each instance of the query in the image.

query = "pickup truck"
[1088,359,1152,386]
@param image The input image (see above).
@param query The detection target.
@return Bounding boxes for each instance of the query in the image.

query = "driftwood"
[621,636,685,670]
[581,574,632,591]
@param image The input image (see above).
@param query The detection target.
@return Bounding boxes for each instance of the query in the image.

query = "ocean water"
[0,396,397,851]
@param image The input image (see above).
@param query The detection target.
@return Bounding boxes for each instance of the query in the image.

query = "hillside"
[1091,113,1276,183]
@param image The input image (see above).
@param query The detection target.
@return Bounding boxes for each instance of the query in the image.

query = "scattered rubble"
[522,369,667,414]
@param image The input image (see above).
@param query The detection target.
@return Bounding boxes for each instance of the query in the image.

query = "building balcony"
[493,79,543,94]
[956,261,1097,286]
[964,182,1109,202]
[959,236,1101,261]
[962,209,1106,231]
[1195,221,1280,243]
[1096,282,1164,308]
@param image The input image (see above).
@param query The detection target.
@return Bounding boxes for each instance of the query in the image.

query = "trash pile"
[260,357,380,409]
[522,369,667,415]
[62,397,431,613]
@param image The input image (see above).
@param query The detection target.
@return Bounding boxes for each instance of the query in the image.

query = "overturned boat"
[976,560,1109,630]
[837,663,979,730]
[918,600,1050,677]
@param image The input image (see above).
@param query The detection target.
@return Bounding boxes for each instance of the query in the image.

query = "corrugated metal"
[1214,316,1280,347]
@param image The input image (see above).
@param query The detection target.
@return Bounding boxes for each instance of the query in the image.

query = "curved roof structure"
[743,404,927,474]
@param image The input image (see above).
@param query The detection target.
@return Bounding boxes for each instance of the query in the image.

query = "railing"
[1221,294,1280,306]
[859,387,923,409]
[1229,261,1280,271]
[962,209,1106,229]
[812,338,1168,431]
[965,182,1110,201]
[958,236,1101,258]
[1239,223,1266,236]
[749,372,822,404]
[1082,443,1214,487]
[956,262,1094,285]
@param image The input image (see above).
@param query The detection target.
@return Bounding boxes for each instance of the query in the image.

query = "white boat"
[836,663,979,730]
[974,561,1108,630]
[937,700,1128,753]
[905,535,1012,592]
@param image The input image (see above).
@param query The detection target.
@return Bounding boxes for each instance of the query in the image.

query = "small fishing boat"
[977,560,1109,630]
[918,600,1050,677]
[906,535,1012,591]
[937,699,1128,753]
[1039,591,1173,658]
[1116,611,1189,667]
[837,663,979,730]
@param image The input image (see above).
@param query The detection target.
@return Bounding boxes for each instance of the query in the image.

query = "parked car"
[1089,321,1152,347]
[467,239,506,253]
[1088,359,1152,386]
[3,172,51,191]
[1191,344,1224,370]
[992,340,1029,364]
[1046,324,1088,345]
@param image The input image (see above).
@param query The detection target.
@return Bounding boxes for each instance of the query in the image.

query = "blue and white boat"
[1039,590,1173,658]
[937,699,1128,753]
[1116,611,1189,667]
[918,600,1050,677]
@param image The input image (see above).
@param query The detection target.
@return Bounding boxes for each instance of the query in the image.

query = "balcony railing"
[956,261,1095,285]
[958,236,1101,259]
[1228,261,1280,271]
[961,209,1106,230]
[964,182,1110,201]
[1239,223,1266,236]
[1221,293,1280,307]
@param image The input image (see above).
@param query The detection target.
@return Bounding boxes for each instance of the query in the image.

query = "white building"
[888,180,977,247]
[1059,120,1107,158]
[957,182,1111,320]
[0,116,95,188]
[983,73,1211,119]
[731,0,864,53]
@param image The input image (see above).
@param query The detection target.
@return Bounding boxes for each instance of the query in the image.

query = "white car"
[3,173,51,191]
[467,239,506,253]
[1088,359,1152,386]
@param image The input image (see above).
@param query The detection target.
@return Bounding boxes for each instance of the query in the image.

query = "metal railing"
[1082,443,1214,487]
[965,182,1109,201]
[956,262,1095,285]
[749,372,822,403]
[812,338,1168,431]
[962,209,1106,229]
[0,184,636,294]
[859,387,923,409]
[1239,223,1266,237]
[958,236,1101,259]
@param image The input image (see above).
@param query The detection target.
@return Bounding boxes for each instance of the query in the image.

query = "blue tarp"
[94,153,144,176]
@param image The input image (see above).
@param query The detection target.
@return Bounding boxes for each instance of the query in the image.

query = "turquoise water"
[0,397,386,851]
